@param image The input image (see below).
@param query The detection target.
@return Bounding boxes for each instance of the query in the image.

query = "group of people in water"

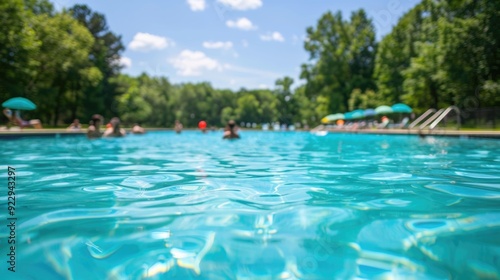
[77,114,239,139]
[67,114,143,139]
[3,108,240,139]
[84,114,131,138]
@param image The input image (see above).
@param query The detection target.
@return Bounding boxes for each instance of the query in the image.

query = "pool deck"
[0,127,499,139]
[0,128,171,138]
[323,128,500,139]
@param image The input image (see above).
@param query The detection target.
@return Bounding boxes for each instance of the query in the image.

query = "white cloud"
[226,18,257,30]
[187,0,206,11]
[118,57,132,68]
[170,50,223,76]
[260,32,285,42]
[258,84,269,89]
[203,41,233,50]
[217,0,262,10]
[128,32,173,51]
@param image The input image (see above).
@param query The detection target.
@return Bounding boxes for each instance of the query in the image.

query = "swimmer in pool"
[131,123,145,134]
[103,117,126,137]
[174,120,183,134]
[87,114,103,139]
[223,120,240,139]
[67,119,81,131]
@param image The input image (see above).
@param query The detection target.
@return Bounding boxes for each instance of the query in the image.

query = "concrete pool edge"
[0,128,499,139]
[322,128,500,139]
[0,128,173,139]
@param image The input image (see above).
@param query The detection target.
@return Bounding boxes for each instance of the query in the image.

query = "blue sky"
[55,0,421,90]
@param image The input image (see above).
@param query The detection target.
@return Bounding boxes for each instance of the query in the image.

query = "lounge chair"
[389,117,410,129]
[396,117,410,129]
[3,109,42,129]
[377,118,390,129]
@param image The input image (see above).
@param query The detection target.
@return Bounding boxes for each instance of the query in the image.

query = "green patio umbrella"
[321,113,344,123]
[2,97,37,111]
[375,105,393,115]
[391,103,412,113]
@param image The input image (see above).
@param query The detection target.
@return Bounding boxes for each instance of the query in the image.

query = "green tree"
[236,94,261,124]
[293,85,320,126]
[115,74,152,124]
[376,0,500,112]
[302,9,377,113]
[348,89,382,111]
[374,6,423,105]
[221,107,237,124]
[70,4,125,119]
[0,0,41,100]
[255,89,278,124]
[31,12,98,125]
[275,76,296,125]
[436,0,500,108]
[401,0,446,111]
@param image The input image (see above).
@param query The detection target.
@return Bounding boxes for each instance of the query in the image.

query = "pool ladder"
[409,106,461,131]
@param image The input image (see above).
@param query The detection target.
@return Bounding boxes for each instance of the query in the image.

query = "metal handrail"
[419,109,444,130]
[429,106,461,130]
[408,108,436,129]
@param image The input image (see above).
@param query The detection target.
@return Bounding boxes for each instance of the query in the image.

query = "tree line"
[1,0,498,128]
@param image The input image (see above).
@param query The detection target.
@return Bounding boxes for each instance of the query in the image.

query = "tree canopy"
[1,0,498,128]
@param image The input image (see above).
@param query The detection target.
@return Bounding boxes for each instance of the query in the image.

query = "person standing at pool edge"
[223,120,240,139]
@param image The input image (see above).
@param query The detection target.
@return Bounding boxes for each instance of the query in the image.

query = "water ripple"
[425,184,500,199]
[2,131,499,279]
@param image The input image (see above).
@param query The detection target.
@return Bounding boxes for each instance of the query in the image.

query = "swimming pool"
[1,131,499,279]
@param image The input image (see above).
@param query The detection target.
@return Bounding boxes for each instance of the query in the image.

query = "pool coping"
[0,128,499,139]
[0,128,172,139]
[322,128,500,139]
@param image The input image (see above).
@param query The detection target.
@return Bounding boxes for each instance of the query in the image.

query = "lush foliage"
[376,0,500,113]
[1,0,498,127]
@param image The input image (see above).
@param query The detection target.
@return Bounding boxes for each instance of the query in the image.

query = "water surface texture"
[1,131,499,279]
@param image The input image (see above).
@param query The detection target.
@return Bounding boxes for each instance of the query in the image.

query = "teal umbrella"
[2,97,37,110]
[344,112,354,120]
[321,113,344,123]
[375,105,393,115]
[392,103,412,113]
[350,109,365,119]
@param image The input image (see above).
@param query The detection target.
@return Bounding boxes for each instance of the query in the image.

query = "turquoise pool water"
[1,131,499,279]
